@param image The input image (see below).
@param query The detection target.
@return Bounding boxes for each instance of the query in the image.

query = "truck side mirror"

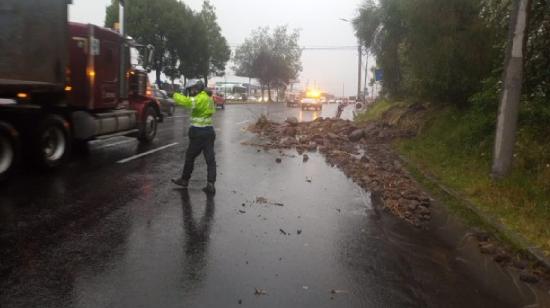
[144,45,154,72]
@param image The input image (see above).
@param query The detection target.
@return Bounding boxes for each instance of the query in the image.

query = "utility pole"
[357,43,362,102]
[338,18,362,102]
[492,0,531,179]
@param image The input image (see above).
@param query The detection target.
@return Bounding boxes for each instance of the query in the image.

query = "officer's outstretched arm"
[173,93,193,109]
[203,98,216,117]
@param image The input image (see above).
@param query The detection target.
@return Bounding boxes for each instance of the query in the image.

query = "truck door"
[94,40,120,109]
[67,35,89,109]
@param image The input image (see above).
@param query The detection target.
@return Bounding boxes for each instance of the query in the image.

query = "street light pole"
[357,44,362,102]
[339,18,362,102]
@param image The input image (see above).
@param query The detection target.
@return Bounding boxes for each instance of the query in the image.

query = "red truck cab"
[0,0,161,180]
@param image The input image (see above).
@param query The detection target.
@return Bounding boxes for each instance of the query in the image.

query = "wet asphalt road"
[0,104,547,307]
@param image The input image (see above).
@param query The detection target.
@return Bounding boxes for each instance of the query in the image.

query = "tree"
[194,0,231,85]
[233,26,302,102]
[353,0,497,104]
[105,0,192,85]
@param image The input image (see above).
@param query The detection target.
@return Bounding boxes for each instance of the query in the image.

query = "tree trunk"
[155,69,162,86]
[261,84,265,101]
[267,82,272,103]
[155,54,163,86]
[248,77,251,99]
[204,76,208,87]
[492,0,531,179]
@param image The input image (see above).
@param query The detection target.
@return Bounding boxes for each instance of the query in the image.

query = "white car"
[301,98,322,111]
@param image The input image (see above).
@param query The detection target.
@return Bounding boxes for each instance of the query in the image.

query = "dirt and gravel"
[248,114,430,227]
[247,111,550,287]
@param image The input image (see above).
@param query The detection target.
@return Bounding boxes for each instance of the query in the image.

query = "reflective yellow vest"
[173,91,216,127]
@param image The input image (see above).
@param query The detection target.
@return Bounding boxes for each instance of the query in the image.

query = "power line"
[228,45,360,51]
[302,46,359,50]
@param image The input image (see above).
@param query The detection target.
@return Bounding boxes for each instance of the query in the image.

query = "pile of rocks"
[249,115,430,227]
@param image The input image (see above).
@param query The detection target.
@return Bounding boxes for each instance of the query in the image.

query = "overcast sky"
[69,0,369,97]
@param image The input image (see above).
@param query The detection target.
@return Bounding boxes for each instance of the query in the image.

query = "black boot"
[172,178,189,188]
[202,182,216,195]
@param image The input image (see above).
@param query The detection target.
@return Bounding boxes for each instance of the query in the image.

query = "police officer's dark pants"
[181,126,216,183]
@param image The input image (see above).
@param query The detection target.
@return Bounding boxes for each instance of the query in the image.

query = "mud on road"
[247,112,550,291]
[249,115,430,227]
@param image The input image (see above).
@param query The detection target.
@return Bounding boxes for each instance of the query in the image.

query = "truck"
[0,0,162,180]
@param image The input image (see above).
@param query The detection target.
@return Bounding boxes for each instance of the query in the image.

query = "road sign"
[375,69,383,81]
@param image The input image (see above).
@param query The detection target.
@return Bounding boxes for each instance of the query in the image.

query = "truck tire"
[0,123,19,180]
[32,115,71,170]
[138,106,158,143]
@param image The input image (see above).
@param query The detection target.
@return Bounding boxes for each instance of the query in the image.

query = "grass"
[361,101,550,256]
[355,99,408,122]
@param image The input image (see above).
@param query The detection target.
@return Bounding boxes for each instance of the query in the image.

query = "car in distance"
[207,88,226,109]
[301,97,322,111]
[285,92,301,107]
[300,89,323,111]
[153,88,176,116]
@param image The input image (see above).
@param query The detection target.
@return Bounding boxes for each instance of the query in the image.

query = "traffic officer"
[171,80,217,194]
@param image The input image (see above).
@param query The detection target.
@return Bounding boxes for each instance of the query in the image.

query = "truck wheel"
[32,115,70,169]
[138,106,157,143]
[0,124,18,180]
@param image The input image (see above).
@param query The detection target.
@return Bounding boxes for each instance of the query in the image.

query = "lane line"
[117,142,179,164]
[236,120,250,125]
[96,139,135,149]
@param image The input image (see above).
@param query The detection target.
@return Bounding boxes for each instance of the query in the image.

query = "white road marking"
[117,142,179,164]
[236,120,250,125]
[97,139,135,149]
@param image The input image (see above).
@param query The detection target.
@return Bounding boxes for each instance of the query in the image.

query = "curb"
[398,154,550,269]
